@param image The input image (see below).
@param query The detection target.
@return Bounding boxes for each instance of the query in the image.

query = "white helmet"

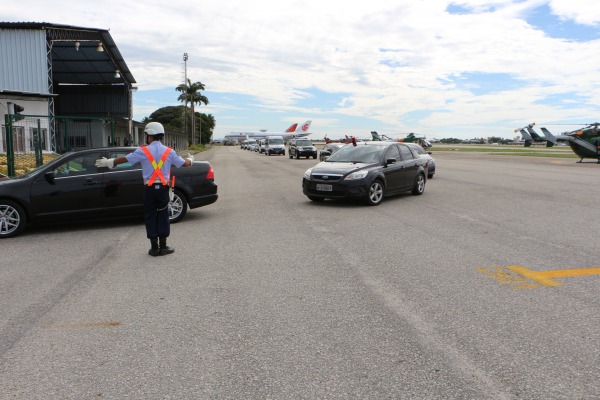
[144,122,165,136]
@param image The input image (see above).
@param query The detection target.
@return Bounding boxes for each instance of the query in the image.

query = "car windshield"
[325,144,384,163]
[269,138,284,144]
[296,140,312,146]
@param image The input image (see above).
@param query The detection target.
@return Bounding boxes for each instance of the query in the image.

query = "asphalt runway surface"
[1,146,599,399]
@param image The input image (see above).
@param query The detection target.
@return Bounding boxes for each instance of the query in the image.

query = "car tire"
[365,180,384,206]
[0,200,27,238]
[168,188,188,223]
[428,173,434,179]
[313,155,317,159]
[411,173,426,195]
[307,195,325,202]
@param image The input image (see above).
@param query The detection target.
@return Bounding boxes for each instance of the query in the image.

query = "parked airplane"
[225,120,312,141]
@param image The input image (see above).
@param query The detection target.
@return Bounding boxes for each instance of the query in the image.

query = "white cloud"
[3,0,600,138]
[549,0,600,25]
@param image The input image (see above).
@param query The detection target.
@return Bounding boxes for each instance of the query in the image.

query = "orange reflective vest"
[141,146,172,186]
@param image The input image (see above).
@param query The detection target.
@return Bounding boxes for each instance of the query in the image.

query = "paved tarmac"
[0,146,598,399]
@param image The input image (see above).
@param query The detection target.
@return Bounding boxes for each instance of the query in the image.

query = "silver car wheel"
[412,174,425,195]
[368,181,384,204]
[168,194,184,220]
[0,202,24,237]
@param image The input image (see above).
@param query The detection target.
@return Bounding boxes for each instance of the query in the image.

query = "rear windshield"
[295,140,312,146]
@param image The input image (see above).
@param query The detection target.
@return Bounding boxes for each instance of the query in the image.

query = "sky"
[3,0,600,140]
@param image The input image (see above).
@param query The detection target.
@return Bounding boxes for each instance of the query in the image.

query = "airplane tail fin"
[519,129,533,141]
[286,123,299,133]
[324,136,331,144]
[540,127,557,147]
[526,126,543,141]
[371,131,382,141]
[298,120,312,133]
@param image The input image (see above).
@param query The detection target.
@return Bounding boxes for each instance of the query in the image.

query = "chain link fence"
[2,114,116,177]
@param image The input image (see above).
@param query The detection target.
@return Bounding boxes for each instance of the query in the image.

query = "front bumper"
[302,178,368,199]
[297,149,317,156]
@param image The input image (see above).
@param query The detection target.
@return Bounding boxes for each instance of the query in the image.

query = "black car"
[289,138,318,159]
[319,143,345,161]
[302,141,428,206]
[0,147,218,238]
[405,143,436,179]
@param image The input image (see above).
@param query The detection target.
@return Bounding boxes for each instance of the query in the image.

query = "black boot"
[159,237,175,256]
[148,238,160,257]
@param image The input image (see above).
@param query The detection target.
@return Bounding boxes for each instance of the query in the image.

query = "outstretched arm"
[95,156,128,168]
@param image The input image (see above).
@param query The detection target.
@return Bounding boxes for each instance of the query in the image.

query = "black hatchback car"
[0,147,218,238]
[302,141,428,205]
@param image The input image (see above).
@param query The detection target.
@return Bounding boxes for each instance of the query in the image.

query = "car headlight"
[304,168,313,180]
[344,170,368,180]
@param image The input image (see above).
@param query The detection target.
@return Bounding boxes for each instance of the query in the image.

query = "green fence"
[2,114,115,177]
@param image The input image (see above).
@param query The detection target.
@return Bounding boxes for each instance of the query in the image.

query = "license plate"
[316,184,332,191]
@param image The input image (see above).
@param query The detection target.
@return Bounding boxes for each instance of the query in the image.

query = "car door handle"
[84,178,99,185]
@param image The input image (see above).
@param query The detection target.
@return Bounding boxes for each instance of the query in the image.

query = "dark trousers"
[144,184,170,239]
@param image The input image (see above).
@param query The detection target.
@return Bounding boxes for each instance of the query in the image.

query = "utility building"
[0,22,140,155]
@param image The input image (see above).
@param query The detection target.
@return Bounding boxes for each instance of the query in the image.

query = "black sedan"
[319,143,345,161]
[0,147,218,238]
[302,141,428,206]
[405,143,436,179]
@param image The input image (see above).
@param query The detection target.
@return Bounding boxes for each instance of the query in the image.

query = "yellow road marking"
[506,266,600,287]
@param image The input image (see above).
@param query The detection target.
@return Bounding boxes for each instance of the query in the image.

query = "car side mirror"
[385,158,397,165]
[427,151,432,155]
[44,171,56,184]
[321,151,331,156]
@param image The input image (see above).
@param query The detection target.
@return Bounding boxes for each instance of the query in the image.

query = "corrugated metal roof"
[0,22,136,88]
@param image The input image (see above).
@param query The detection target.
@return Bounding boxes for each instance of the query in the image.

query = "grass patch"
[430,144,577,158]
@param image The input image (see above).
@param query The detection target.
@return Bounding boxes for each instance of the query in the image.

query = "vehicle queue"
[0,136,436,238]
[239,136,436,206]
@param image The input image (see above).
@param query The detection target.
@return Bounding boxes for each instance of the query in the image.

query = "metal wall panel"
[0,29,49,94]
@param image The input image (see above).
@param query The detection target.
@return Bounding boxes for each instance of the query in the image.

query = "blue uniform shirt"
[125,141,186,182]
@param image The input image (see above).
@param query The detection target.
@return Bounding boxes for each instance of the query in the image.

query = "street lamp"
[183,53,191,145]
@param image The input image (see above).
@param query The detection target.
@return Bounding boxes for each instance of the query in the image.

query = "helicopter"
[515,123,555,148]
[516,122,600,163]
[370,131,432,148]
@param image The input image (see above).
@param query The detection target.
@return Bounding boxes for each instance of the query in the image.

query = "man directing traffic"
[96,122,193,256]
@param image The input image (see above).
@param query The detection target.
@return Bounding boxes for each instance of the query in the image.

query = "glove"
[95,157,115,168]
[185,152,194,164]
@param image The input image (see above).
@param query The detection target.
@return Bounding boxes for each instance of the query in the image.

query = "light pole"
[183,53,191,144]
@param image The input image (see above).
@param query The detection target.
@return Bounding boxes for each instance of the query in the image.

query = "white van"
[263,136,286,156]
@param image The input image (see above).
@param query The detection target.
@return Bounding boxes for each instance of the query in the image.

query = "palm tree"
[176,79,209,145]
